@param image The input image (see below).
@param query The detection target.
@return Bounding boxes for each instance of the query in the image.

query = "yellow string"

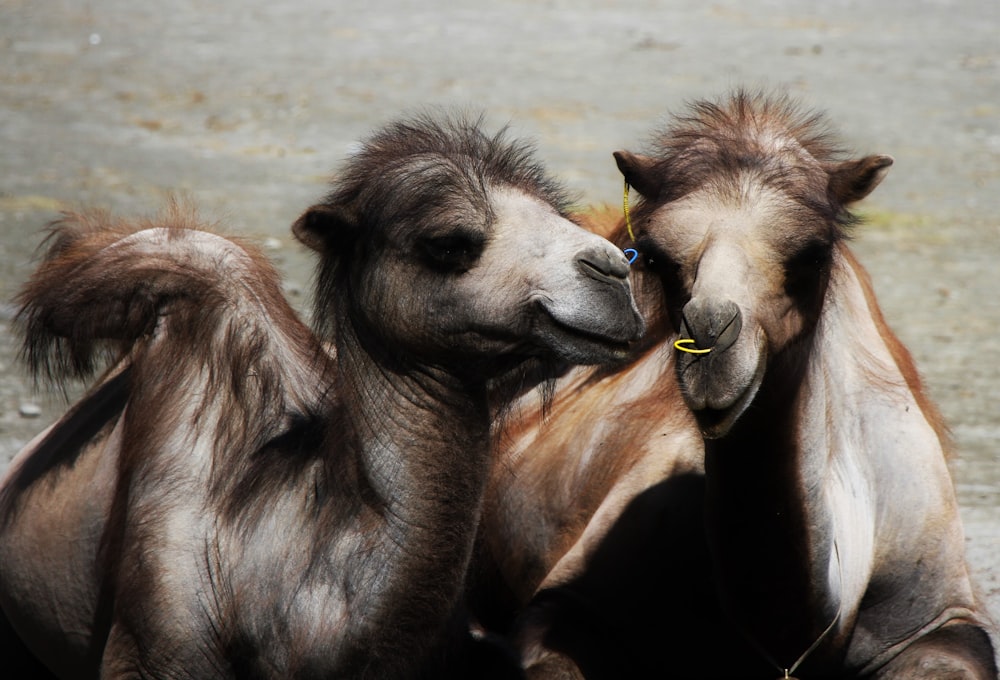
[623,180,636,242]
[673,338,713,355]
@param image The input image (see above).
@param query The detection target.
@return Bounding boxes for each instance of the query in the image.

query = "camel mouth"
[526,285,644,366]
[687,368,762,438]
[536,312,638,365]
[678,337,767,439]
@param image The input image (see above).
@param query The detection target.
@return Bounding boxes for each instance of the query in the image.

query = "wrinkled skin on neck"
[0,119,645,680]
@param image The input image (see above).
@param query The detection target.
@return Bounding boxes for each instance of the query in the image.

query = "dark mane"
[633,89,858,238]
[329,113,573,220]
[1,111,645,679]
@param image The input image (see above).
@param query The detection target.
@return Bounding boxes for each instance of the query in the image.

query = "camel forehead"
[654,182,822,255]
[490,186,562,227]
[741,124,821,167]
[489,187,614,262]
[376,156,561,235]
[384,184,562,247]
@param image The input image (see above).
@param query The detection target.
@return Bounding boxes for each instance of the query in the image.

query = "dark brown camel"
[0,115,644,679]
[475,91,998,679]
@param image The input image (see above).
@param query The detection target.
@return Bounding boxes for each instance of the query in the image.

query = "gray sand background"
[2,0,999,625]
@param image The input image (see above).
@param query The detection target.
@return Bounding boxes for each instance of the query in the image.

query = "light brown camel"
[475,91,998,679]
[0,115,644,679]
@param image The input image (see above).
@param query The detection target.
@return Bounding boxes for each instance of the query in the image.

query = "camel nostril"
[577,246,630,282]
[680,298,742,354]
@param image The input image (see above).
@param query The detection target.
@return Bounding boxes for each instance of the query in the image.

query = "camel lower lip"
[685,369,761,438]
[692,406,735,439]
[562,329,632,357]
[545,317,633,361]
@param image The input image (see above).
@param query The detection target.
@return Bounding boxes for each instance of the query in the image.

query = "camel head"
[293,115,644,378]
[615,92,892,438]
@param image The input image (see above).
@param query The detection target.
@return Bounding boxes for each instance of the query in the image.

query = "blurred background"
[2,0,998,618]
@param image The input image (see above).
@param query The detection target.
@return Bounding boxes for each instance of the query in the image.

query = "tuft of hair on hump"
[13,200,281,391]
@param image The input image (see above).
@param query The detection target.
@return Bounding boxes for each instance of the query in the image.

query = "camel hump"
[15,204,291,387]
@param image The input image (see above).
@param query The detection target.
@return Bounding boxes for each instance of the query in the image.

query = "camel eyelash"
[418,232,485,270]
[635,237,676,271]
[786,240,833,271]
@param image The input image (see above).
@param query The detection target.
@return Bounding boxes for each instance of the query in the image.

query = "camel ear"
[614,150,661,199]
[292,203,356,253]
[828,155,893,204]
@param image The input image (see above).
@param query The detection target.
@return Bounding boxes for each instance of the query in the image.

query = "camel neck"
[315,319,493,673]
[703,330,840,670]
[335,317,492,526]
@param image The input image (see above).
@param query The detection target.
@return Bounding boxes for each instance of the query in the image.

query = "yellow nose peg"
[673,338,713,355]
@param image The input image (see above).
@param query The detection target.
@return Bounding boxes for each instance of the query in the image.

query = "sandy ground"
[2,0,999,631]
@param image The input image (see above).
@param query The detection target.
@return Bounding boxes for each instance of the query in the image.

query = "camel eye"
[784,240,832,301]
[786,240,831,275]
[419,232,484,272]
[636,238,678,276]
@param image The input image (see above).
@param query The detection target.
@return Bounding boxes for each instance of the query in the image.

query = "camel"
[0,114,644,679]
[476,91,999,678]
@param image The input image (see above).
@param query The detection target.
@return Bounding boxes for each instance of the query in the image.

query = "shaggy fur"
[478,91,997,679]
[0,115,642,679]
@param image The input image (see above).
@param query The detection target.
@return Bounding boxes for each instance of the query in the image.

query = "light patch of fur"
[487,340,701,601]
